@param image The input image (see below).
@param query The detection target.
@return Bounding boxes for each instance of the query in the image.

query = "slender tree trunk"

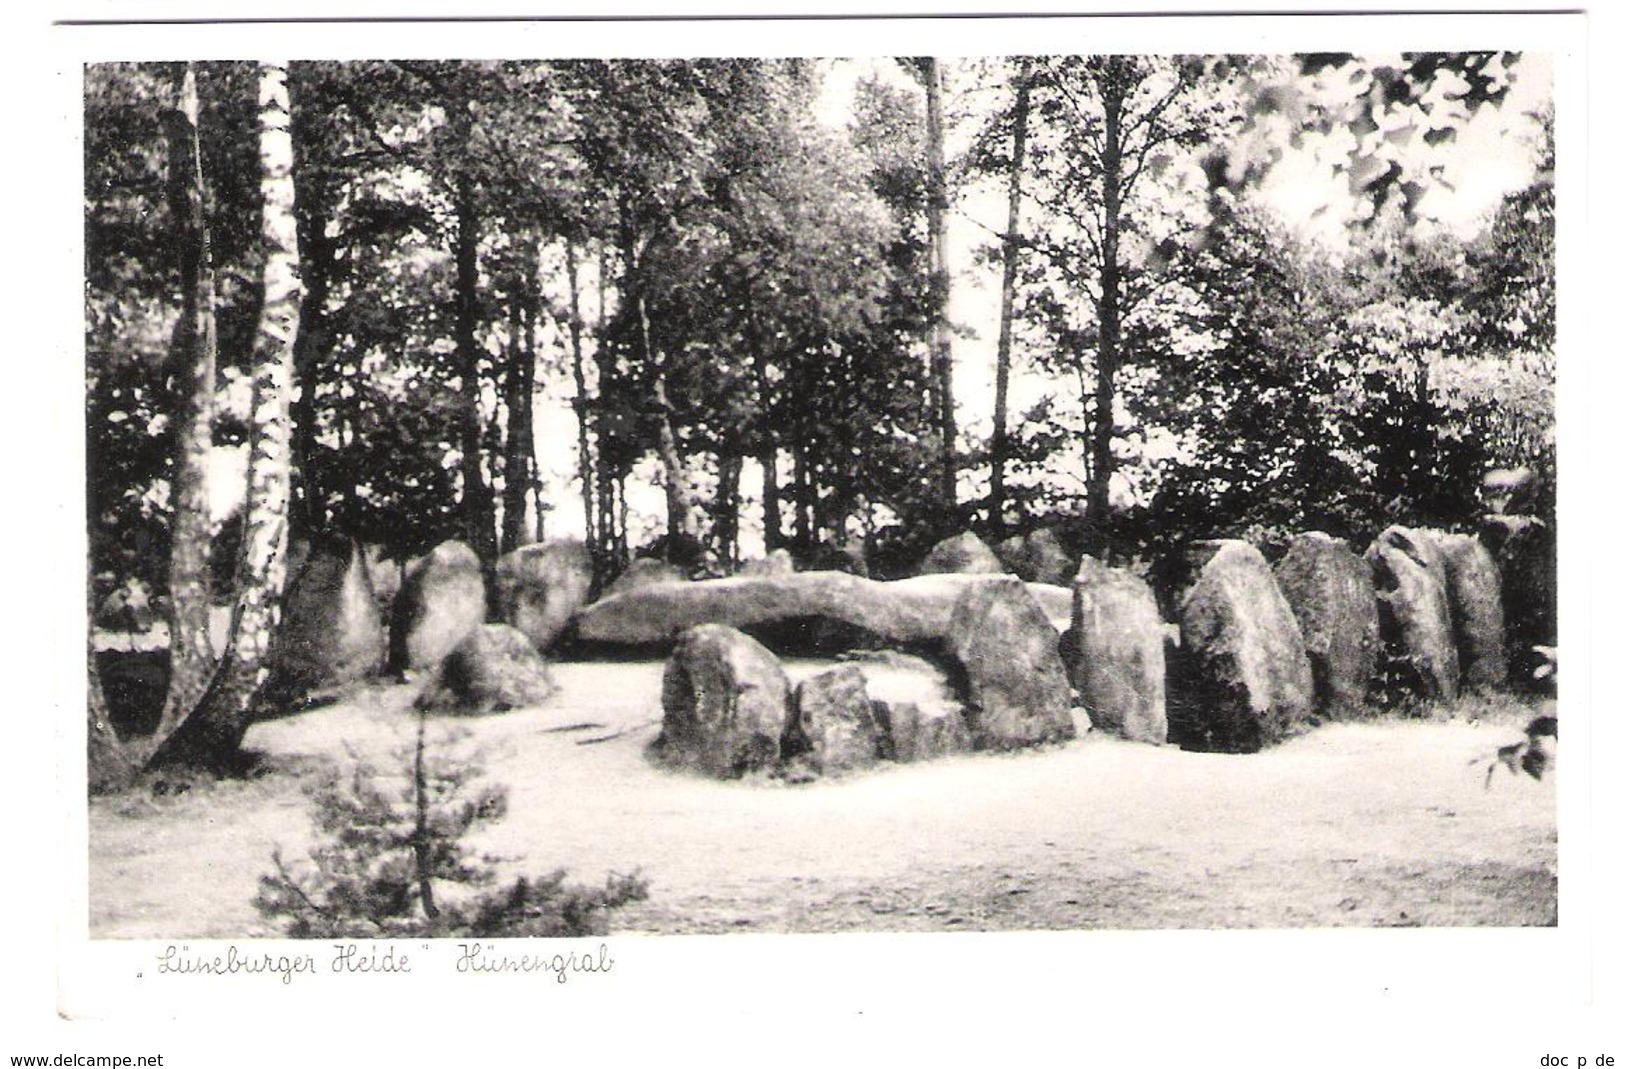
[152,61,301,771]
[501,239,537,555]
[614,474,630,566]
[153,62,219,746]
[989,62,1032,536]
[715,447,742,570]
[792,413,812,550]
[595,242,622,573]
[454,154,497,568]
[744,295,782,551]
[632,285,690,549]
[922,57,956,514]
[288,67,333,541]
[1086,72,1125,556]
[566,239,597,558]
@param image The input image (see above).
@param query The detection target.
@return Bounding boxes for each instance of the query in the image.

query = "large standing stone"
[1069,556,1167,744]
[919,531,1006,576]
[943,576,1075,750]
[1487,516,1556,680]
[995,528,1075,586]
[1364,529,1460,702]
[261,538,385,709]
[387,540,487,677]
[657,625,791,778]
[495,540,594,653]
[782,665,881,774]
[1273,532,1379,719]
[416,623,556,715]
[1426,532,1509,689]
[1174,540,1314,753]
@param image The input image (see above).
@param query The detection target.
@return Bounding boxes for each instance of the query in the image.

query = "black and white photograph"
[8,4,1616,1065]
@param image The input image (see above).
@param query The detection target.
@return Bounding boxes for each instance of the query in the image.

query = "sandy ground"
[87,660,1557,938]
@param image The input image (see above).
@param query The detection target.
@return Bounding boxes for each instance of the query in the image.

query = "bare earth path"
[87,661,1557,938]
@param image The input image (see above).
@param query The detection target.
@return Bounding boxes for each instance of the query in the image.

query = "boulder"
[495,539,594,653]
[1425,532,1508,689]
[1382,524,1450,578]
[782,665,881,774]
[872,698,972,763]
[387,540,487,677]
[943,576,1076,750]
[603,557,689,598]
[656,624,790,778]
[995,528,1074,586]
[1069,555,1167,744]
[1174,540,1314,753]
[918,531,1006,576]
[1489,517,1557,681]
[573,571,1070,648]
[1364,531,1460,702]
[739,548,796,577]
[416,623,556,715]
[261,538,386,709]
[840,651,969,763]
[1273,532,1379,719]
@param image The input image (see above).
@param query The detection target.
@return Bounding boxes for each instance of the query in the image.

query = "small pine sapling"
[257,710,646,938]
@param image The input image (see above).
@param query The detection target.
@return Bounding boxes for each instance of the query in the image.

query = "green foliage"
[256,715,648,938]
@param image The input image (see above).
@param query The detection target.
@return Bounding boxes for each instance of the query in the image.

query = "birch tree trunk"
[922,57,957,514]
[152,61,301,770]
[989,61,1032,536]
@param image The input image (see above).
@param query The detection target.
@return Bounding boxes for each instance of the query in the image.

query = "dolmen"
[647,574,1076,780]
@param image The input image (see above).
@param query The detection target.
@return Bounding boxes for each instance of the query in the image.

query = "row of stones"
[645,522,1509,775]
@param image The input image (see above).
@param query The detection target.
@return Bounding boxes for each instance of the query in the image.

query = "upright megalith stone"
[1273,532,1379,719]
[387,540,487,678]
[1174,540,1314,753]
[919,531,1006,576]
[782,665,881,774]
[943,576,1075,750]
[416,623,556,715]
[1069,556,1167,744]
[1485,516,1556,681]
[1365,527,1459,702]
[657,624,790,778]
[261,538,385,709]
[1425,531,1508,689]
[495,540,593,653]
[995,528,1074,586]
